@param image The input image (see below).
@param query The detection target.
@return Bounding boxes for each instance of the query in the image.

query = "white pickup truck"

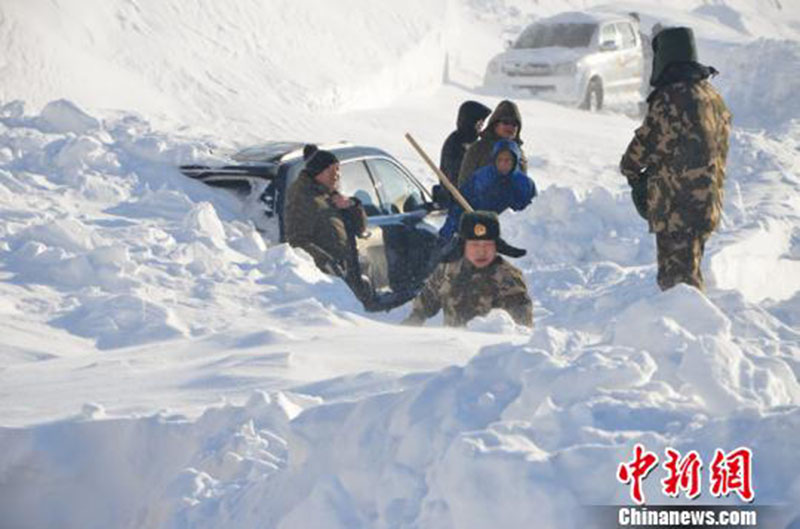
[484,11,645,111]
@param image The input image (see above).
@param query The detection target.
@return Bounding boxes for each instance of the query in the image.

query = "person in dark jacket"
[440,139,536,241]
[284,145,372,301]
[440,101,492,185]
[457,99,528,186]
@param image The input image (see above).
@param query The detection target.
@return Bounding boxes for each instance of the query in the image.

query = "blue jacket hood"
[438,140,536,241]
[491,139,522,174]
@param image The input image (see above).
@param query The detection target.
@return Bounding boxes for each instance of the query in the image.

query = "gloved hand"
[629,177,649,220]
[431,184,452,207]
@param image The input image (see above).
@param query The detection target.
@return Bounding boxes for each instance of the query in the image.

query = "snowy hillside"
[1,1,799,528]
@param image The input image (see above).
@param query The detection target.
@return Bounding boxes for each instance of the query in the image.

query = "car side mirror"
[600,40,619,52]
[504,39,513,50]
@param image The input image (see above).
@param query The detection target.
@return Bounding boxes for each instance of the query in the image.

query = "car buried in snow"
[180,142,447,310]
[483,11,645,111]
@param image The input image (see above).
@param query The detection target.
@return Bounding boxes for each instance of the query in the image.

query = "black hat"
[458,211,526,258]
[650,27,698,86]
[303,144,338,177]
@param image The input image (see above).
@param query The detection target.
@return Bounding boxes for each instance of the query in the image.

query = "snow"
[1,0,799,528]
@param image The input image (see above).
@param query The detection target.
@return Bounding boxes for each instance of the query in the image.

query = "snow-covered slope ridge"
[0,0,450,136]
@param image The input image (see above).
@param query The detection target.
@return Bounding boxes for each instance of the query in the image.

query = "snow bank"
[505,185,653,268]
[0,391,294,529]
[3,293,798,528]
[51,294,186,350]
[709,219,800,303]
[0,100,363,351]
[703,127,800,302]
[712,39,800,130]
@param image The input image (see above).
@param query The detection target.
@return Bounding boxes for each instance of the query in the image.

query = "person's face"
[475,118,485,133]
[464,239,497,269]
[494,118,519,139]
[495,150,515,175]
[314,162,340,191]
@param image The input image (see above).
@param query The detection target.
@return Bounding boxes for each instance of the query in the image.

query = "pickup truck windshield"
[514,23,597,49]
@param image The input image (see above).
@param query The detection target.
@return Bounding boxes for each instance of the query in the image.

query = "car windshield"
[514,23,597,49]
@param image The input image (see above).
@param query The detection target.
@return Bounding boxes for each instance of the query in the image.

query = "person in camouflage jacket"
[404,211,532,327]
[457,99,529,187]
[620,27,731,291]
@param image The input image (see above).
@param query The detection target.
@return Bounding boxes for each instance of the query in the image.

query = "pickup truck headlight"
[553,62,576,75]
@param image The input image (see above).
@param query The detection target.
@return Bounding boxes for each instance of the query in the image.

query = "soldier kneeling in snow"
[404,211,533,327]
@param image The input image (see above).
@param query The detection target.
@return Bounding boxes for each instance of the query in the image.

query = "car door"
[365,157,443,294]
[598,23,623,92]
[615,21,644,94]
[335,159,392,291]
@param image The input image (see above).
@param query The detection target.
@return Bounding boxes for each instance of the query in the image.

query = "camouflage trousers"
[655,231,710,292]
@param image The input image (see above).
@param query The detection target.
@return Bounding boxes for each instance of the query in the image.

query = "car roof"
[537,10,633,26]
[232,141,391,164]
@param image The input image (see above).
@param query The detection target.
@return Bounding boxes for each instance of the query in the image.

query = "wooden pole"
[404,132,474,213]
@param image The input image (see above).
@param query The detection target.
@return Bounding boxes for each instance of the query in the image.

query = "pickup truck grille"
[502,62,552,76]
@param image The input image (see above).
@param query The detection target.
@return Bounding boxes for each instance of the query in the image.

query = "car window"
[616,22,637,49]
[600,24,618,46]
[206,178,252,198]
[367,158,426,214]
[515,23,597,49]
[338,160,382,216]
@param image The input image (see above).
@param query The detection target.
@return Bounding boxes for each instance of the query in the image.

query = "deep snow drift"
[1,0,799,528]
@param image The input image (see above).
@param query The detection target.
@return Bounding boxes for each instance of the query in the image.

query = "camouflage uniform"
[405,210,532,327]
[406,257,532,327]
[620,28,731,291]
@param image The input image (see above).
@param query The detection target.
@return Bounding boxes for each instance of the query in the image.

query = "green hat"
[650,27,698,86]
[458,211,526,258]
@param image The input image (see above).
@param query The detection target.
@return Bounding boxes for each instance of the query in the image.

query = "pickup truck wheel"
[581,78,603,112]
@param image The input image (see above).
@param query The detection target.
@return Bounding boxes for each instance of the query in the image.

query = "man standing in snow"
[285,145,372,302]
[404,211,532,327]
[620,27,731,292]
[457,99,528,186]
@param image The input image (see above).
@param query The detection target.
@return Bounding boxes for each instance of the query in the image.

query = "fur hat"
[650,27,698,86]
[458,211,526,258]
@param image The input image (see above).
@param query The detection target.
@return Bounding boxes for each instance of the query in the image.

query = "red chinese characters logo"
[710,447,755,502]
[617,446,755,504]
[662,448,703,500]
[617,443,659,505]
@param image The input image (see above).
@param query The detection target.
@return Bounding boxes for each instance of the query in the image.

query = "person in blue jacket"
[439,138,537,241]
